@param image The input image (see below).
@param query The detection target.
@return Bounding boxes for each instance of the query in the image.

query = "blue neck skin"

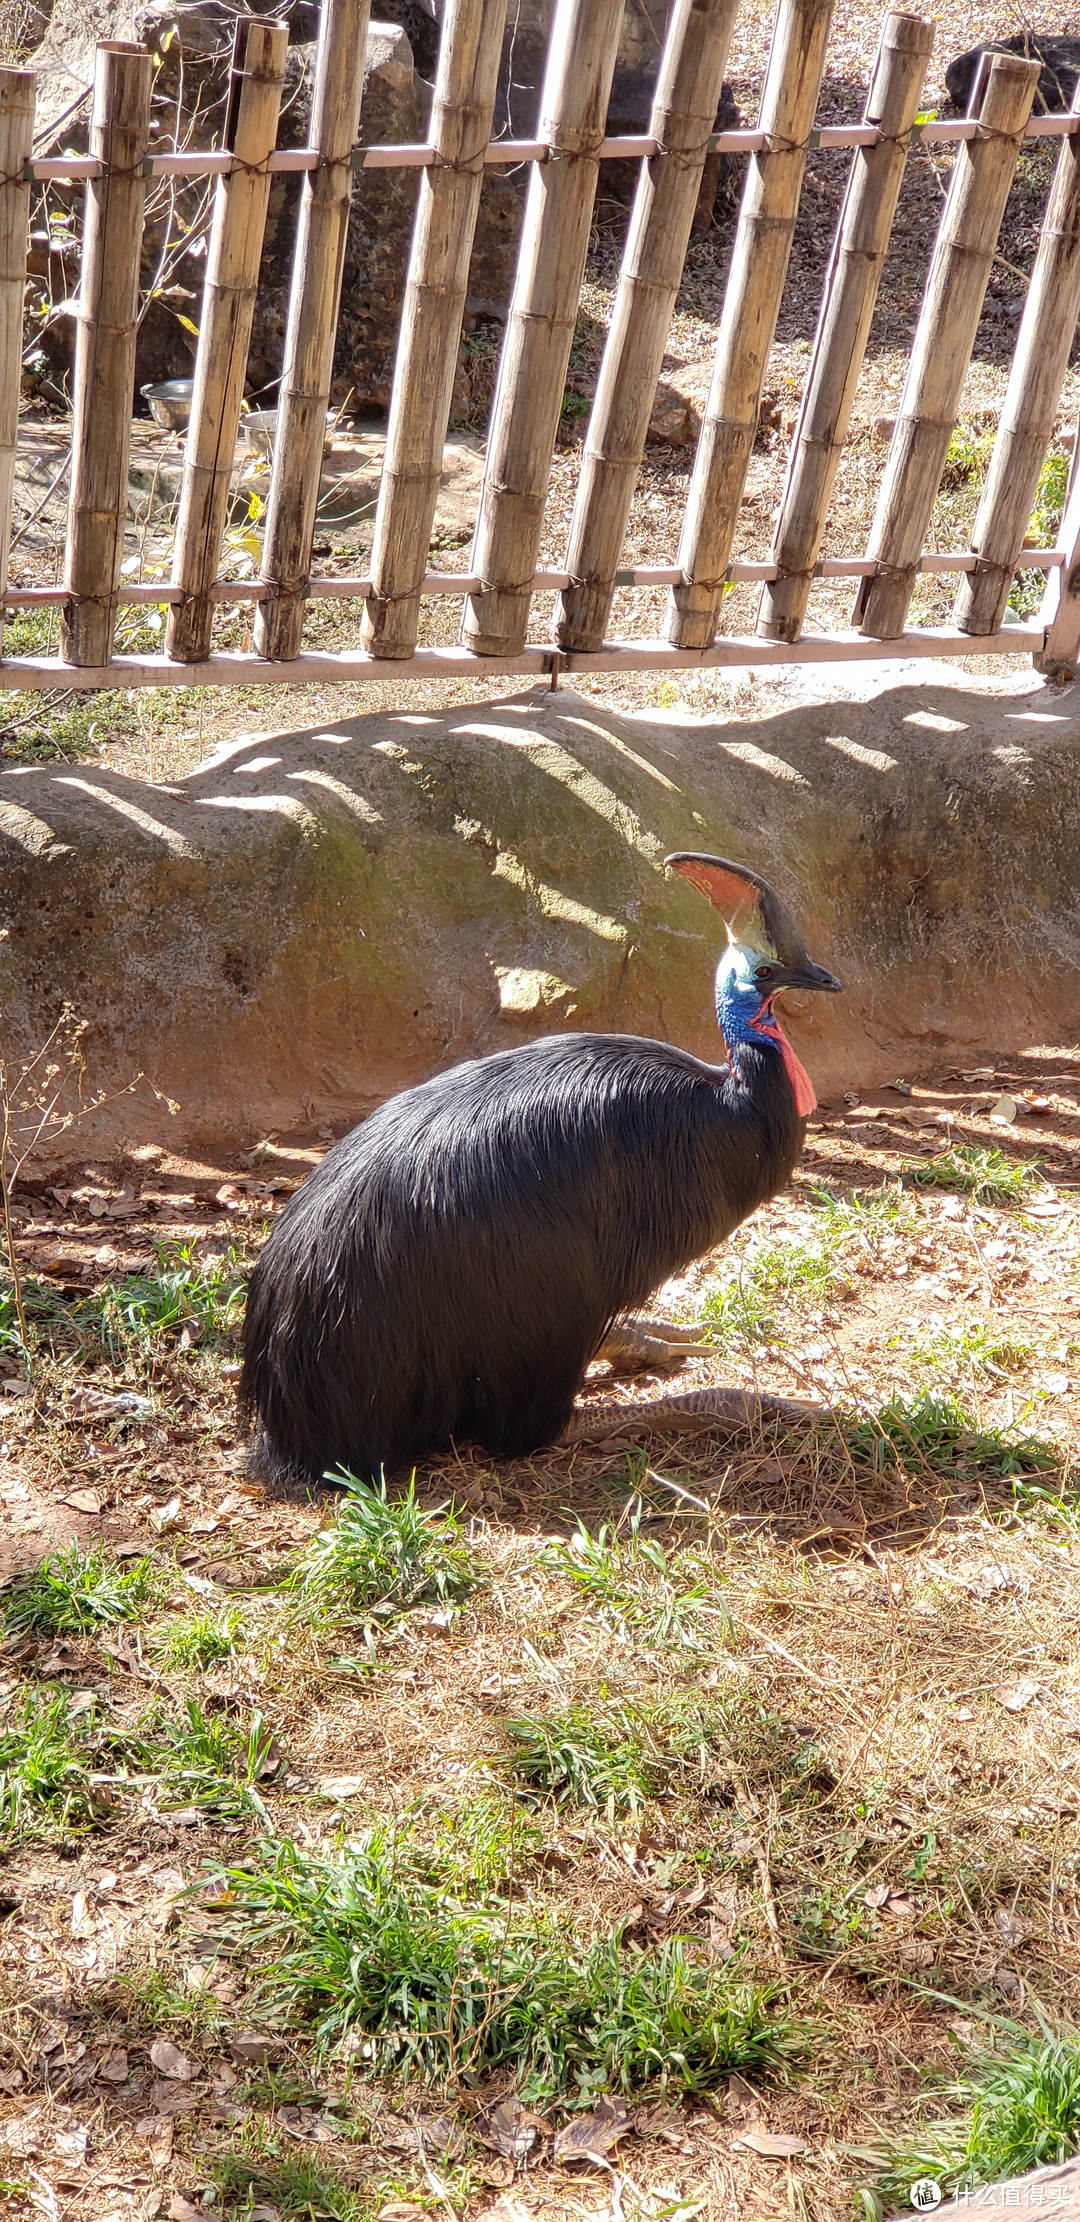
[714,942,777,1063]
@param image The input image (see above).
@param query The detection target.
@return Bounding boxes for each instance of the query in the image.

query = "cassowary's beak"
[665,851,843,994]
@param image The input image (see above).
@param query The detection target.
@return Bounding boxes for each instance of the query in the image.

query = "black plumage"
[239,854,841,1485]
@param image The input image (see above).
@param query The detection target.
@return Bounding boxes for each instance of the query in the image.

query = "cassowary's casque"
[240,854,841,1485]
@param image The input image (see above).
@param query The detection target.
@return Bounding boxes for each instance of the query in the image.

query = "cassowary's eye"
[754,963,776,985]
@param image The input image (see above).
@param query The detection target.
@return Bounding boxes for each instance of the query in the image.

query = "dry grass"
[0,1057,1079,2221]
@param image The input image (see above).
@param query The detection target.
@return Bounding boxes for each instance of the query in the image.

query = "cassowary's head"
[665,852,841,1113]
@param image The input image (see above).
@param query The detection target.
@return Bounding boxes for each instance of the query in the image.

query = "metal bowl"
[242,407,279,460]
[141,377,194,432]
[242,407,337,463]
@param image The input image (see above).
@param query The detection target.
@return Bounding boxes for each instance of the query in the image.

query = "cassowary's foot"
[562,1384,824,1444]
[597,1314,713,1375]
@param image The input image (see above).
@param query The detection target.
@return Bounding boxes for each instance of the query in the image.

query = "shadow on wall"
[0,677,1078,1160]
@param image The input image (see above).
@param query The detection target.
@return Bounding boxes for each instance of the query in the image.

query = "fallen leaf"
[57,1489,103,1516]
[148,1497,183,1536]
[553,2100,630,2164]
[472,2203,535,2222]
[478,2159,515,2190]
[988,1094,1017,1125]
[98,2047,129,2083]
[136,2116,174,2165]
[228,2032,275,2068]
[1040,1373,1073,1394]
[993,1908,1032,1946]
[53,2126,88,2164]
[148,2038,192,2081]
[862,1883,890,1909]
[477,2098,544,2161]
[732,2128,809,2157]
[995,1679,1040,1712]
[316,1774,365,1799]
[150,2081,198,2117]
[168,2198,214,2222]
[67,1387,154,1420]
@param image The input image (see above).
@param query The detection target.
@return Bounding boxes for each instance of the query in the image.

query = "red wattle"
[779,1032,816,1118]
[745,1004,817,1118]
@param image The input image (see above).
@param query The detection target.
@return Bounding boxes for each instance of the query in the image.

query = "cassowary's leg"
[597,1314,713,1374]
[562,1385,822,1443]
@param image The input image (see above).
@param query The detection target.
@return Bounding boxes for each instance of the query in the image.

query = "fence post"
[166,18,288,663]
[359,0,508,660]
[554,0,740,655]
[253,0,372,663]
[61,42,152,669]
[665,0,834,653]
[1036,422,1080,678]
[854,51,1039,640]
[0,68,35,638]
[957,82,1080,638]
[460,0,625,659]
[757,11,932,644]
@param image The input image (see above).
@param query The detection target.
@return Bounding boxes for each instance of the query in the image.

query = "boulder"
[945,34,1080,114]
[2,675,1079,1168]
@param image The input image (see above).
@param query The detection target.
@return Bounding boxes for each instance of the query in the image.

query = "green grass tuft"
[211,1827,801,2098]
[909,1146,1043,1205]
[0,1688,146,1841]
[2,1542,162,1636]
[864,2033,1080,2212]
[847,1392,1059,1479]
[149,1697,282,1823]
[212,2155,370,2221]
[153,1604,245,1669]
[501,1702,653,1815]
[539,1508,714,1649]
[497,1692,825,1817]
[702,1233,838,1352]
[78,1242,248,1361]
[290,1471,476,1622]
[904,1321,1038,1382]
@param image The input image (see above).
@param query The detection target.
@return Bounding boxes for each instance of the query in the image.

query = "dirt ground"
[2,1054,1079,2222]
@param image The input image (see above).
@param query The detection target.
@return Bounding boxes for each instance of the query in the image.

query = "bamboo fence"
[2,0,1080,688]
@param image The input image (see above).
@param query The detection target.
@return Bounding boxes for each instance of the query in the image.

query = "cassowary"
[240,854,841,1485]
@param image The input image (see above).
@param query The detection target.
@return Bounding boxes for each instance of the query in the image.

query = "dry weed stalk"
[0,1004,143,1352]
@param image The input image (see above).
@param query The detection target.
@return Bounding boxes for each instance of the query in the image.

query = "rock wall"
[2,678,1078,1167]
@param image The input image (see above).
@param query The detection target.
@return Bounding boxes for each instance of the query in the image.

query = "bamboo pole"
[359,0,509,659]
[166,19,288,663]
[554,0,741,654]
[0,69,34,634]
[664,0,834,652]
[61,42,152,669]
[254,0,372,662]
[757,12,933,644]
[0,621,1044,692]
[460,0,626,658]
[956,76,1080,636]
[1036,420,1080,678]
[854,51,1040,640]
